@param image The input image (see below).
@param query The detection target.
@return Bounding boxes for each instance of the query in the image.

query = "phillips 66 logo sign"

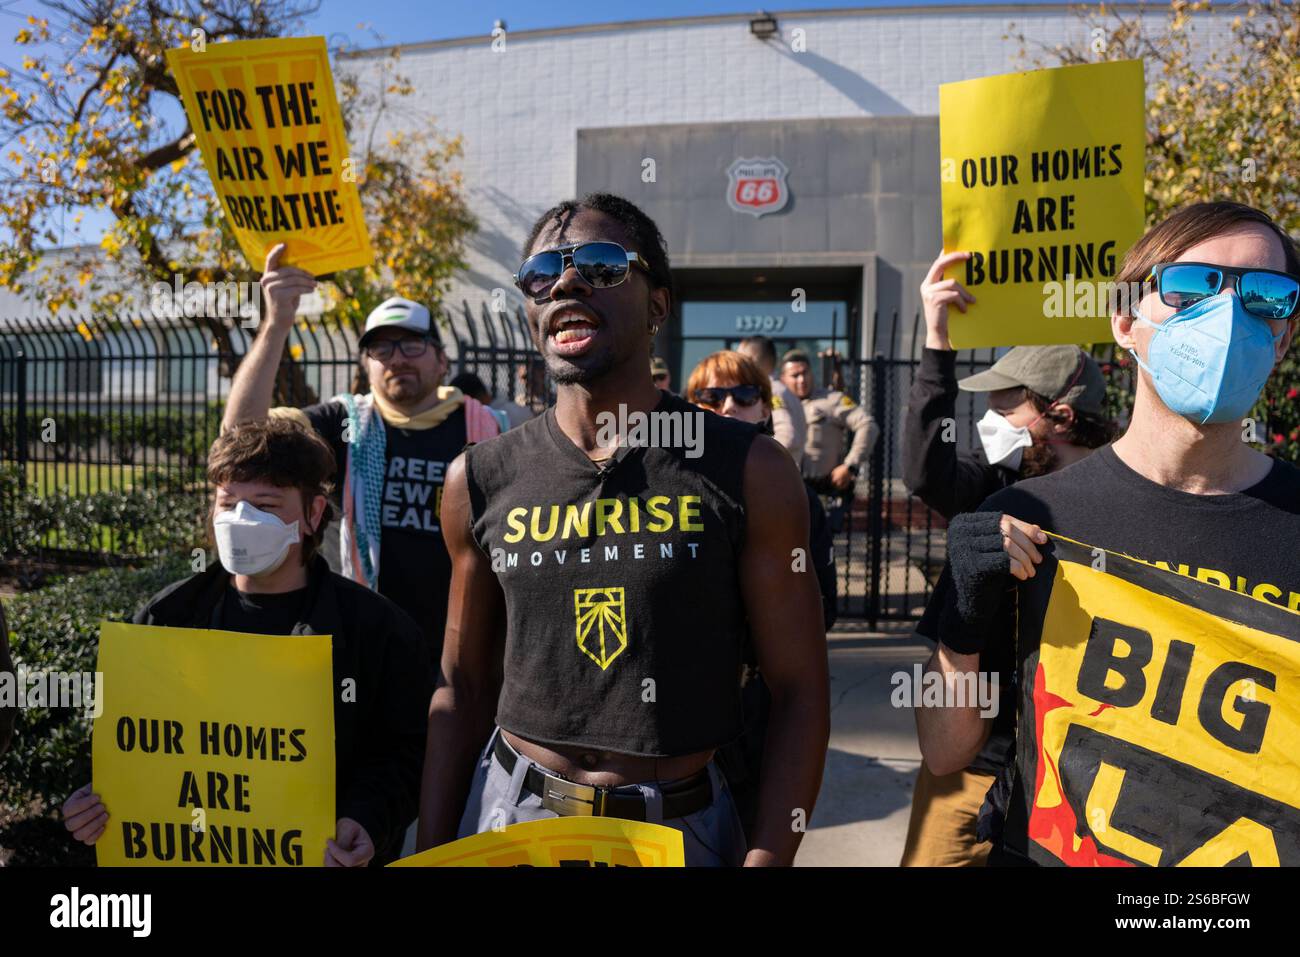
[726,157,790,217]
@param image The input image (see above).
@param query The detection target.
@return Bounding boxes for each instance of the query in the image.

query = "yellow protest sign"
[92,622,336,867]
[1023,536,1300,866]
[939,61,1146,348]
[389,817,686,867]
[165,36,374,274]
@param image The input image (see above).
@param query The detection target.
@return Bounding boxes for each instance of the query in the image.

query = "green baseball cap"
[958,345,1106,416]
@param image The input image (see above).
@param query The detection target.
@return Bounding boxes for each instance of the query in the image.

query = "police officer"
[650,354,673,393]
[737,335,806,466]
[780,349,878,498]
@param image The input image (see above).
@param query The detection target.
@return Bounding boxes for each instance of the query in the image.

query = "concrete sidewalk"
[796,624,929,867]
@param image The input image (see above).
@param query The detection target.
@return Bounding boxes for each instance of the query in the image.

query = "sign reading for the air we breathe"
[166,36,374,274]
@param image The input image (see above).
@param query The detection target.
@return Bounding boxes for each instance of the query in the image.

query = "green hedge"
[0,464,205,562]
[0,402,223,465]
[0,556,194,865]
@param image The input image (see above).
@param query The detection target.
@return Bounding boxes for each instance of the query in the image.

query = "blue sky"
[0,0,1075,249]
[303,0,1074,48]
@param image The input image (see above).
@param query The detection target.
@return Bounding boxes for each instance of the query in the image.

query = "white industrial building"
[340,4,1226,379]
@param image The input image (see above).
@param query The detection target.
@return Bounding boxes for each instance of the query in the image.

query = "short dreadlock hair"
[523,192,674,298]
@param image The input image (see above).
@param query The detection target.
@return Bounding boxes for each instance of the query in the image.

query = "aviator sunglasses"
[515,241,651,303]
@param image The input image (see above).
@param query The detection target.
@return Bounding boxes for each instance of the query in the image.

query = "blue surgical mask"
[1129,291,1284,425]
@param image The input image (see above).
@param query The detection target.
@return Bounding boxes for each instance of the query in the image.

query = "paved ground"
[796,624,929,867]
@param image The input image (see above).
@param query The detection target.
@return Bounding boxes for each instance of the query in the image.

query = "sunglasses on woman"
[1147,262,1300,320]
[514,241,651,303]
[693,385,763,409]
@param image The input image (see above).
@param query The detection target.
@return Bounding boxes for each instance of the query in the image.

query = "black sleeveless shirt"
[464,391,757,756]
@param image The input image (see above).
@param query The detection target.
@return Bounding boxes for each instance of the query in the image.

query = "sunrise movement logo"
[574,587,628,671]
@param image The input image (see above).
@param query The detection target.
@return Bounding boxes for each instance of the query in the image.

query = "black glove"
[938,511,1012,655]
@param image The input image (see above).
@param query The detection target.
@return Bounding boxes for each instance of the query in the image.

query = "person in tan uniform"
[737,335,806,466]
[650,354,673,393]
[780,350,878,498]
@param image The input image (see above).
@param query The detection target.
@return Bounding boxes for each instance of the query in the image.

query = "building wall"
[576,116,940,357]
[341,4,1222,351]
[3,7,1234,355]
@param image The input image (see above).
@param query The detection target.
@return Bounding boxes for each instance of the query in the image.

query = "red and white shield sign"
[726,157,790,217]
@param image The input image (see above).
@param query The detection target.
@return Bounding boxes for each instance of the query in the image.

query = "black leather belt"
[492,734,713,821]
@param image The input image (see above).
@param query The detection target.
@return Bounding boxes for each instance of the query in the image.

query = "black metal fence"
[828,314,1000,625]
[0,302,543,566]
[0,305,1127,625]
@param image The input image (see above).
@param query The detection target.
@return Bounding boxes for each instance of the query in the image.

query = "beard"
[1018,441,1059,478]
[378,368,432,403]
[545,342,619,385]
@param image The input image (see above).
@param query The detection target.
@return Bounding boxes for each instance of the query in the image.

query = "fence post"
[15,350,27,493]
[866,352,887,629]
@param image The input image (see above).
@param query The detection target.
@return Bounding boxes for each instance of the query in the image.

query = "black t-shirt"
[303,399,468,662]
[908,348,1019,775]
[927,444,1300,865]
[463,391,758,757]
[217,584,308,635]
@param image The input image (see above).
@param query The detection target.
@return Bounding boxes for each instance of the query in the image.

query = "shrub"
[0,556,193,865]
[2,404,223,467]
[0,465,205,565]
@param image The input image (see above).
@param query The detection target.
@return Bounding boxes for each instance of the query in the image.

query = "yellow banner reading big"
[165,36,374,274]
[390,817,686,867]
[1026,537,1300,866]
[92,622,336,867]
[939,60,1146,348]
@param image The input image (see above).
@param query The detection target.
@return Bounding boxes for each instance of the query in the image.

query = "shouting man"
[417,193,829,865]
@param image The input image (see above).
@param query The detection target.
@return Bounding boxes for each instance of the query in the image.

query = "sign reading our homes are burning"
[939,60,1146,348]
[1021,536,1300,867]
[92,623,335,866]
[165,36,374,274]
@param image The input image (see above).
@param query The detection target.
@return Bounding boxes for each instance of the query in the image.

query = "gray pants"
[458,729,748,867]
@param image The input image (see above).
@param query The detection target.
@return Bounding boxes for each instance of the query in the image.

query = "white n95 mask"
[213,501,301,576]
[976,408,1034,471]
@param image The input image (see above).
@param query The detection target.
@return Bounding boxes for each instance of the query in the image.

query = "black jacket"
[905,348,1017,779]
[903,347,1017,520]
[132,553,434,865]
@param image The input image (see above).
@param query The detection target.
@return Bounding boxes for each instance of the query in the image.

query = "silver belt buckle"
[540,773,608,817]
